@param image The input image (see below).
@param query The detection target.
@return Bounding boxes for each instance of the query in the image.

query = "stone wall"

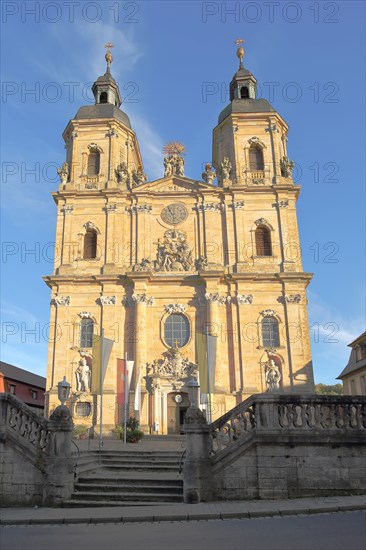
[183,394,366,502]
[0,394,74,507]
[0,439,45,506]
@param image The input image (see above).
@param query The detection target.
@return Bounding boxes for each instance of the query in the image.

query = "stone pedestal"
[43,405,74,506]
[183,406,212,503]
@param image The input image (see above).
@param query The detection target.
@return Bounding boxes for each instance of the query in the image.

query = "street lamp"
[186,376,200,408]
[57,376,71,406]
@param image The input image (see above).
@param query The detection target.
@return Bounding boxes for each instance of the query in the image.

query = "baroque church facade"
[44,45,314,434]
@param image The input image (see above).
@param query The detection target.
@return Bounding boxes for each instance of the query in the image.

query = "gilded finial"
[104,43,114,70]
[235,38,245,68]
[163,142,186,156]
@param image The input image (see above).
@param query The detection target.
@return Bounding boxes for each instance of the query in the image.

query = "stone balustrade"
[2,395,50,453]
[210,394,366,456]
[0,393,74,506]
[184,394,366,503]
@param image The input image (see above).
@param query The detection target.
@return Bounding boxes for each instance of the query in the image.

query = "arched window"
[240,86,249,99]
[249,145,264,171]
[255,226,272,256]
[99,92,108,103]
[87,151,100,176]
[80,318,94,348]
[262,317,280,348]
[83,229,97,259]
[164,314,190,348]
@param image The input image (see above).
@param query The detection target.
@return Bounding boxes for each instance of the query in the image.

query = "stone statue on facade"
[57,162,69,185]
[219,157,232,185]
[115,162,130,187]
[264,358,281,392]
[202,163,216,185]
[155,230,193,272]
[132,166,147,186]
[75,357,91,393]
[280,156,295,178]
[164,155,185,177]
[196,255,208,271]
[133,257,153,272]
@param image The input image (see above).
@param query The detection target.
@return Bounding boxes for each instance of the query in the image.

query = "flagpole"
[99,328,104,452]
[124,352,127,445]
[206,325,212,424]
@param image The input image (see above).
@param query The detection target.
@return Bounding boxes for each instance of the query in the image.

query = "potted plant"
[112,418,144,443]
[73,424,89,440]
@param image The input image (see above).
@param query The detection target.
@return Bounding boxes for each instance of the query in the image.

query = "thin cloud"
[131,113,164,180]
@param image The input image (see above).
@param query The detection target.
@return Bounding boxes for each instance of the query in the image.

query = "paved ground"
[1,495,365,526]
[1,511,365,550]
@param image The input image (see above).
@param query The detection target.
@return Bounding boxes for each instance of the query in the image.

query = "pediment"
[131,176,215,194]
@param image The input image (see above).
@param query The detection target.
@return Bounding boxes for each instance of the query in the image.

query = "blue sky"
[1,1,365,384]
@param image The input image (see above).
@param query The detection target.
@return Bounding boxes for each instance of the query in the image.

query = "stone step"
[78,476,182,485]
[75,483,182,493]
[63,499,173,508]
[69,491,183,502]
[84,464,181,472]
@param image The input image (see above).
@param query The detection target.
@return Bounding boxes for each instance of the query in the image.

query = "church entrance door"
[167,392,190,434]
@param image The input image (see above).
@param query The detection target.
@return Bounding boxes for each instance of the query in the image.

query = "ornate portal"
[147,348,197,381]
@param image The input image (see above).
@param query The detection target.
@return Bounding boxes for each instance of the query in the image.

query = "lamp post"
[57,376,71,406]
[186,376,200,408]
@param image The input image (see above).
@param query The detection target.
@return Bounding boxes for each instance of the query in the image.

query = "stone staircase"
[64,449,185,507]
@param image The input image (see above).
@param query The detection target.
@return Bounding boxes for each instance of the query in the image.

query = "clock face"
[161,203,188,225]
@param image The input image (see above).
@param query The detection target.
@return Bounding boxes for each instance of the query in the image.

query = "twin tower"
[44,45,314,434]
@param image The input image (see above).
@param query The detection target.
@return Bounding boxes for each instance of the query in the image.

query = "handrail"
[0,393,50,451]
[210,394,366,457]
[178,448,186,475]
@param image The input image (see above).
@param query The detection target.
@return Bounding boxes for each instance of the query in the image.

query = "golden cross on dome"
[235,38,245,46]
[105,43,114,51]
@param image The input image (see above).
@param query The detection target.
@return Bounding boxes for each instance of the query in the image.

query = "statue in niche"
[115,162,130,187]
[264,358,281,392]
[75,357,91,393]
[202,163,216,185]
[57,162,69,185]
[280,156,295,178]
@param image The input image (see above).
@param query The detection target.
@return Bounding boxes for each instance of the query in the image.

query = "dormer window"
[100,91,108,103]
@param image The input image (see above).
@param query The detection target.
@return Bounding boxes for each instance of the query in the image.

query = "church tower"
[44,43,314,434]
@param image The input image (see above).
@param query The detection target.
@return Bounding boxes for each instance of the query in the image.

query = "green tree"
[315,383,343,395]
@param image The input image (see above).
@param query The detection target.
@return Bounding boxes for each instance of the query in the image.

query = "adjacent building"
[337,331,366,395]
[0,361,46,414]
[44,44,315,433]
